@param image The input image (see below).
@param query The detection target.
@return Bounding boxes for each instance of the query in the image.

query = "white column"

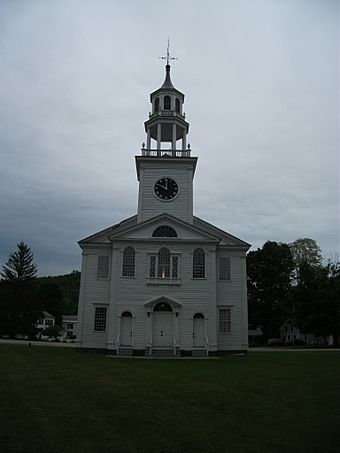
[182,128,186,151]
[157,123,161,152]
[147,129,151,150]
[209,248,218,351]
[172,123,177,155]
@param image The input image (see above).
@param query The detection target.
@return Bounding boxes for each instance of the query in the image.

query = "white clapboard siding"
[138,164,194,224]
[77,234,248,352]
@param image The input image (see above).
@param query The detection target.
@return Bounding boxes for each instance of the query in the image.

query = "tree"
[0,242,42,338]
[1,241,37,282]
[247,241,295,339]
[37,282,64,325]
[292,260,340,345]
[289,238,322,282]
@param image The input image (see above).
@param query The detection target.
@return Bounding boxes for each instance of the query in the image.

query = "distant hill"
[37,270,80,316]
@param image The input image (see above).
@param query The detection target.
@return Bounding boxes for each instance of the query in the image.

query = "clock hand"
[156,183,167,190]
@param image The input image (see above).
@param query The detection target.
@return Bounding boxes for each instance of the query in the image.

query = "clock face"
[154,178,178,200]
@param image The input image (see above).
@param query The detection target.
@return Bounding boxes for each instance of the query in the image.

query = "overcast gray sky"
[0,0,339,276]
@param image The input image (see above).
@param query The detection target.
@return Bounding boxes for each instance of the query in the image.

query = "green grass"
[0,345,339,453]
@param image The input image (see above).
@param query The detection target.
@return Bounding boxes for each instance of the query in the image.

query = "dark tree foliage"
[37,282,64,325]
[0,242,42,338]
[288,238,323,283]
[247,241,295,339]
[292,260,340,345]
[37,270,80,315]
[1,242,37,282]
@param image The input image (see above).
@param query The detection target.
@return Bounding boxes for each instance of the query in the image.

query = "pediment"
[109,213,220,242]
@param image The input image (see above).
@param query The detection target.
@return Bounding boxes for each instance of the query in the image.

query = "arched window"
[193,248,205,278]
[194,313,204,319]
[164,95,171,110]
[152,226,177,237]
[158,247,170,278]
[155,97,159,113]
[122,247,135,277]
[175,98,180,113]
[154,301,172,311]
[121,311,132,317]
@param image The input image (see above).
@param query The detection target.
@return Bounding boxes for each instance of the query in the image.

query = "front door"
[193,314,205,347]
[152,302,173,347]
[120,312,133,346]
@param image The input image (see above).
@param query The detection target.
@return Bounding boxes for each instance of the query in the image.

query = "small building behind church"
[76,59,250,356]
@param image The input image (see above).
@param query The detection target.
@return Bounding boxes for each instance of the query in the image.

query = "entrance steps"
[117,347,134,356]
[192,349,208,357]
[146,348,180,357]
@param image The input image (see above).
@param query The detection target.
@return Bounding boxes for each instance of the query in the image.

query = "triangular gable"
[109,213,220,242]
[78,215,137,245]
[193,216,251,248]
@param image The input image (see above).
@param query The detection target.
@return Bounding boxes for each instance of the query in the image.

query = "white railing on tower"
[141,149,191,158]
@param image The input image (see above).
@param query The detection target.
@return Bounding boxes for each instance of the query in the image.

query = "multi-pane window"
[193,248,205,278]
[158,247,170,278]
[97,255,110,279]
[219,308,231,334]
[164,95,171,110]
[172,256,178,279]
[219,257,231,280]
[152,225,177,237]
[150,255,156,278]
[149,250,180,279]
[122,247,135,277]
[94,307,107,332]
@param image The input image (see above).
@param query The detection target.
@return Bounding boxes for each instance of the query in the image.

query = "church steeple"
[143,61,190,157]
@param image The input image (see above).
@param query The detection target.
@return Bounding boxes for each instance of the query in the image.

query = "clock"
[154,178,178,200]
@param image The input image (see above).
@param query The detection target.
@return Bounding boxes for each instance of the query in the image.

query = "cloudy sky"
[0,0,338,276]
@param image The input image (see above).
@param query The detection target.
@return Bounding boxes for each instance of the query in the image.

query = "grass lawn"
[0,345,339,453]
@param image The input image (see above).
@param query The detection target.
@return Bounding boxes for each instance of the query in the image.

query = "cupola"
[143,50,190,157]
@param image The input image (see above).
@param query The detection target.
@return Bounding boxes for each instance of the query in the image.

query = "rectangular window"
[219,308,231,334]
[67,323,74,330]
[97,256,110,279]
[149,255,156,278]
[149,254,180,279]
[94,307,107,332]
[172,256,178,279]
[219,257,230,280]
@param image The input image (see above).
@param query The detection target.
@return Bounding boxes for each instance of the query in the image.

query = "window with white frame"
[219,308,231,334]
[122,247,135,277]
[97,255,110,279]
[219,257,231,280]
[149,248,180,279]
[193,248,205,278]
[94,307,107,332]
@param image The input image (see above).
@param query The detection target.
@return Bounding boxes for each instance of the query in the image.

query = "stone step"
[192,349,208,357]
[117,347,134,356]
[148,348,180,357]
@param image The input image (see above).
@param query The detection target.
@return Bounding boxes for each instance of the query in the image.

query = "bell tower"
[144,62,189,155]
[135,47,197,225]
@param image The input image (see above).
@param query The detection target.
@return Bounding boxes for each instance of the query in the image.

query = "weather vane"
[159,38,178,65]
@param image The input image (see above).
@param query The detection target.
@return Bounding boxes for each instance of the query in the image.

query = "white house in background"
[279,320,315,345]
[76,59,250,356]
[36,311,55,331]
[62,315,78,339]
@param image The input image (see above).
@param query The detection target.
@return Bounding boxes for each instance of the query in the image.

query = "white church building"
[76,60,250,356]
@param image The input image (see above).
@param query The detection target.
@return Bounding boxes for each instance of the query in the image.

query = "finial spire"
[159,38,178,66]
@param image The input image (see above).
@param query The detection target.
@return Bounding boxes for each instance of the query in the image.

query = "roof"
[78,213,250,250]
[42,311,55,319]
[150,64,184,101]
[62,315,78,322]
